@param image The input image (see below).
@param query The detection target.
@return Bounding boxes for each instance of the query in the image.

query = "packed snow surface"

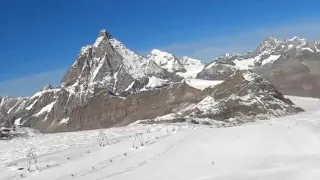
[186,79,223,90]
[177,56,204,78]
[145,76,167,89]
[261,55,281,66]
[1,96,320,180]
[148,49,177,73]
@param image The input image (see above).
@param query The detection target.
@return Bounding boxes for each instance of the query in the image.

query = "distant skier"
[26,148,38,171]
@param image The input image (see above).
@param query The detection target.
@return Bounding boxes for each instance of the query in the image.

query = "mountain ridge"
[0,30,306,133]
[197,35,320,97]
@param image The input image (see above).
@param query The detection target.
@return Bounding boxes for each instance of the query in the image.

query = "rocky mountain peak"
[148,49,186,73]
[98,29,112,38]
[41,84,54,91]
[255,35,281,55]
[180,56,203,65]
[285,36,307,47]
[192,70,302,122]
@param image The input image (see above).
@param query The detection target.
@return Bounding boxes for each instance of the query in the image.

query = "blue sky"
[1,0,320,96]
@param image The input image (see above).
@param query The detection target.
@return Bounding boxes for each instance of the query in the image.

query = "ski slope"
[1,96,320,180]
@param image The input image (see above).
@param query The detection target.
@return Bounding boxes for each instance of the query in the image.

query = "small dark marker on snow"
[110,159,113,162]
[124,153,127,156]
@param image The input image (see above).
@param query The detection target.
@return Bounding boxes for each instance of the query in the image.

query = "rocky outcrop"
[147,49,186,73]
[197,36,320,97]
[190,70,303,123]
[66,83,201,132]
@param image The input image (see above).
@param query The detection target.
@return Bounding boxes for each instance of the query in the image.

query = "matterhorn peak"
[98,29,112,38]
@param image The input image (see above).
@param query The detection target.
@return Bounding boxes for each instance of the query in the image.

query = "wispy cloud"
[0,69,66,97]
[157,20,320,61]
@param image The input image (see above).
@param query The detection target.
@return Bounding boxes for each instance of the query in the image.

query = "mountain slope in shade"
[197,36,320,97]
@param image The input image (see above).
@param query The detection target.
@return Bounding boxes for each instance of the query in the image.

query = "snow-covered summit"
[254,35,282,55]
[147,49,186,73]
[180,56,203,66]
[177,56,205,78]
[197,35,320,97]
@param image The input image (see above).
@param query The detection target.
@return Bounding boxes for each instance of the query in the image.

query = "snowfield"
[186,79,223,90]
[1,96,320,180]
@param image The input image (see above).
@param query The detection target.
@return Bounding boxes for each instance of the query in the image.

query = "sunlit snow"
[1,96,320,180]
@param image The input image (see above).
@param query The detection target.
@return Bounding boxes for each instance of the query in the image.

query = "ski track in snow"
[1,96,320,180]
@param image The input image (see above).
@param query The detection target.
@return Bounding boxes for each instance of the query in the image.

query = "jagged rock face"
[190,70,303,123]
[0,29,179,132]
[196,63,237,80]
[66,83,201,132]
[0,97,28,127]
[197,36,320,97]
[0,30,306,133]
[147,49,186,73]
[41,84,54,91]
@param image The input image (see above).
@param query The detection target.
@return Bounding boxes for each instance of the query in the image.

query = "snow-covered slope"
[147,49,205,78]
[186,70,302,123]
[147,49,186,73]
[197,36,320,97]
[1,96,320,180]
[177,56,205,78]
[185,79,223,90]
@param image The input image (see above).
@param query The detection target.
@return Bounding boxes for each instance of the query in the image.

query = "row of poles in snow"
[22,125,187,173]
